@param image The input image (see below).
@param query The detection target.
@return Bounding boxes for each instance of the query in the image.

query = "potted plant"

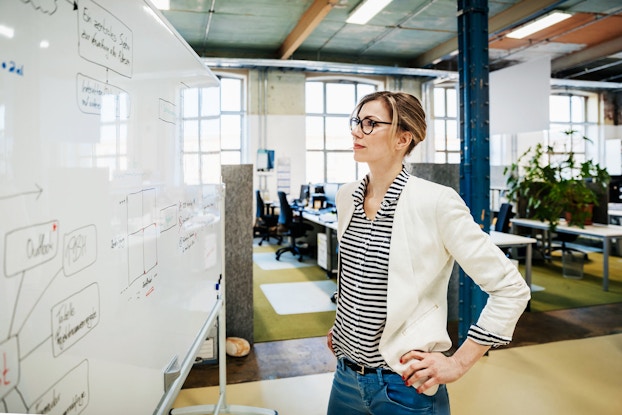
[504,130,610,230]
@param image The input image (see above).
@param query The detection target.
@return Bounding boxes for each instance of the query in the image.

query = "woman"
[326,91,530,414]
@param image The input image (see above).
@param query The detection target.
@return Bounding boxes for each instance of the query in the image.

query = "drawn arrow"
[65,0,79,10]
[0,183,43,201]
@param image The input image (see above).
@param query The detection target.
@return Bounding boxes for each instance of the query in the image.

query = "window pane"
[549,95,570,122]
[325,116,350,150]
[357,84,375,100]
[201,86,220,116]
[100,95,116,122]
[97,125,117,156]
[306,116,324,150]
[434,88,445,117]
[447,152,461,164]
[434,152,446,163]
[119,124,127,153]
[220,78,241,111]
[119,93,130,120]
[183,120,199,152]
[183,88,199,117]
[434,120,446,151]
[326,83,355,114]
[201,119,220,152]
[571,95,585,122]
[183,154,200,185]
[306,151,324,184]
[202,153,221,184]
[221,115,240,150]
[221,150,240,165]
[327,152,355,183]
[446,88,457,118]
[446,121,459,151]
[306,82,324,113]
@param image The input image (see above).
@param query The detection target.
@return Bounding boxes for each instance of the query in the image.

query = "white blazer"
[336,176,531,376]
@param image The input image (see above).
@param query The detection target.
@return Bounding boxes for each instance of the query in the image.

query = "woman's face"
[351,99,396,165]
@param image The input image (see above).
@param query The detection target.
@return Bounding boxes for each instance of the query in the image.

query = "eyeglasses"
[349,117,392,135]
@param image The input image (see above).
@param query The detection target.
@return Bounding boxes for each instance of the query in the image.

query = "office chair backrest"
[255,190,265,218]
[495,203,513,233]
[277,191,292,225]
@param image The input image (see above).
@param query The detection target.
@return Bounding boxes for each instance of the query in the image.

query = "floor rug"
[253,244,335,343]
[253,252,314,270]
[522,251,622,312]
[260,281,337,315]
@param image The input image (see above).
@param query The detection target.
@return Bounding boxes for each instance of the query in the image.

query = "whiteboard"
[0,1,222,414]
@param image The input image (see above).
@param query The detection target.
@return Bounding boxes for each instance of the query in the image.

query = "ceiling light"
[506,11,572,39]
[346,0,393,25]
[150,0,170,10]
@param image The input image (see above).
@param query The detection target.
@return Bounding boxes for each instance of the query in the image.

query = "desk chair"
[495,203,513,233]
[551,232,588,260]
[275,191,313,262]
[495,203,514,257]
[253,190,281,246]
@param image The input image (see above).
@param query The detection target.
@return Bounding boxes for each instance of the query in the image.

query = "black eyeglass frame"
[349,117,392,135]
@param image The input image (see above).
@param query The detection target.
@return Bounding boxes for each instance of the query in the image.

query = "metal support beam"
[457,0,491,345]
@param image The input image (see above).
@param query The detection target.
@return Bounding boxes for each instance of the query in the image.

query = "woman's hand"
[399,351,464,394]
[326,327,335,355]
[400,339,490,394]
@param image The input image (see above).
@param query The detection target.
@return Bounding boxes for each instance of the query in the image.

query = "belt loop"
[338,357,346,371]
[376,367,384,382]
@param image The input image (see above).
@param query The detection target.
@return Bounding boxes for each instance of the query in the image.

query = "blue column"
[457,0,491,344]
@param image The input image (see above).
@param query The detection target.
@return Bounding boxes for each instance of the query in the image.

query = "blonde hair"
[352,91,426,156]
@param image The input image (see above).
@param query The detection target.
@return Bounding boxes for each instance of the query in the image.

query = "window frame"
[304,78,381,183]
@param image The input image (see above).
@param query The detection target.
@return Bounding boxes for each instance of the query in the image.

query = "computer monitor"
[609,175,622,203]
[298,184,310,203]
[588,180,610,225]
[323,183,341,208]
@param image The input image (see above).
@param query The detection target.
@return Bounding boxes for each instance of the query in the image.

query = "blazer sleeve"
[435,186,531,343]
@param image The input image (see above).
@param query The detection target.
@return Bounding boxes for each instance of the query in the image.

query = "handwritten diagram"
[1,0,221,413]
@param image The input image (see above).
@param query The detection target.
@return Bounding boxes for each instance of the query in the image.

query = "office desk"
[511,218,622,291]
[302,211,337,276]
[302,214,537,291]
[490,231,537,291]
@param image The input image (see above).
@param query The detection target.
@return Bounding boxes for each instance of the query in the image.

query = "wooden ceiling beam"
[278,0,338,60]
[552,36,622,72]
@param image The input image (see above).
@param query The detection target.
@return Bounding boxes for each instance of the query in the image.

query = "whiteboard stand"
[169,304,277,415]
[170,189,277,415]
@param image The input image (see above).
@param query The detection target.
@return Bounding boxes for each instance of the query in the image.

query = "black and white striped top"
[332,167,410,368]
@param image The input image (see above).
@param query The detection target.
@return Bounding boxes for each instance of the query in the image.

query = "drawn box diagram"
[4,221,59,278]
[0,337,19,400]
[127,189,157,286]
[51,283,100,357]
[63,225,97,277]
[29,360,89,415]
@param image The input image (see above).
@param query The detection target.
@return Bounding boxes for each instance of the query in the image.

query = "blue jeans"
[327,358,450,415]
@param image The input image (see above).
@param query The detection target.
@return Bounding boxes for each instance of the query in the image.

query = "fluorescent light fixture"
[506,11,572,39]
[150,0,170,10]
[346,0,393,25]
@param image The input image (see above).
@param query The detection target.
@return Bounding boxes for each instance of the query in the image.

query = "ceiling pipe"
[202,57,622,89]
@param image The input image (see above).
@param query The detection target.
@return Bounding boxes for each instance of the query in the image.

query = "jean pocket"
[383,380,434,414]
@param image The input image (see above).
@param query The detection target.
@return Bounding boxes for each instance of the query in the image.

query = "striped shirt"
[332,167,410,368]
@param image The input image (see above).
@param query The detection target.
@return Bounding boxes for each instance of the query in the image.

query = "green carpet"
[253,245,622,342]
[253,244,336,343]
[526,251,622,312]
